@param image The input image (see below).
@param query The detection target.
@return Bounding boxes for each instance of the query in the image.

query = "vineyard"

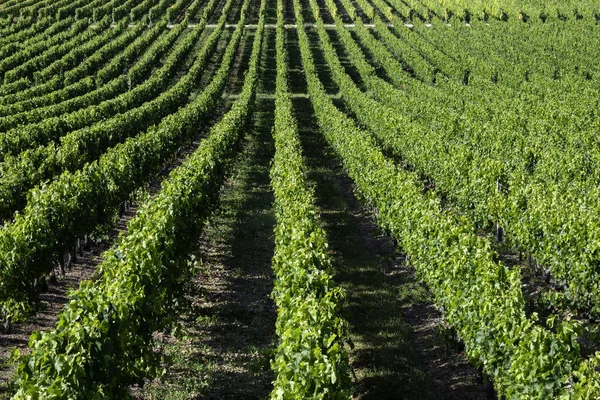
[0,0,600,398]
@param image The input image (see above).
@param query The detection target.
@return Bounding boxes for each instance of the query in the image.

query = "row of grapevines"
[129,0,174,21]
[0,12,55,48]
[365,12,600,187]
[0,15,161,106]
[326,6,419,98]
[408,18,600,315]
[371,1,600,87]
[0,0,140,55]
[90,0,126,22]
[0,17,125,116]
[20,0,85,20]
[399,0,432,21]
[420,0,600,22]
[0,0,200,114]
[166,0,192,23]
[0,13,35,35]
[364,0,394,22]
[0,0,34,8]
[345,17,413,87]
[320,0,446,116]
[27,16,125,85]
[1,0,166,85]
[325,0,600,380]
[387,15,465,79]
[0,17,87,82]
[269,0,351,397]
[1,0,137,79]
[0,0,44,18]
[382,0,413,20]
[0,18,82,98]
[93,20,178,88]
[0,0,222,222]
[74,0,120,20]
[111,0,143,21]
[27,0,78,19]
[51,0,104,20]
[0,14,57,47]
[296,1,600,397]
[341,5,600,316]
[0,0,239,325]
[1,0,76,16]
[372,15,436,83]
[0,4,197,126]
[441,18,600,84]
[9,0,264,395]
[421,18,600,134]
[348,0,377,22]
[0,19,142,115]
[0,7,191,149]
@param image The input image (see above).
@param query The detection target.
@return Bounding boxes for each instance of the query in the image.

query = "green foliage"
[0,17,130,117]
[0,13,154,105]
[2,0,600,397]
[0,0,214,222]
[0,17,88,84]
[425,0,600,21]
[0,0,232,321]
[269,1,352,397]
[11,0,264,396]
[295,0,600,397]
[344,10,600,318]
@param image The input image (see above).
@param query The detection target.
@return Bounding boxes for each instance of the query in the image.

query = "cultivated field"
[0,0,600,398]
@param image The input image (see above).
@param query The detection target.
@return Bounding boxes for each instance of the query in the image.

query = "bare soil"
[132,11,277,396]
[133,97,277,399]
